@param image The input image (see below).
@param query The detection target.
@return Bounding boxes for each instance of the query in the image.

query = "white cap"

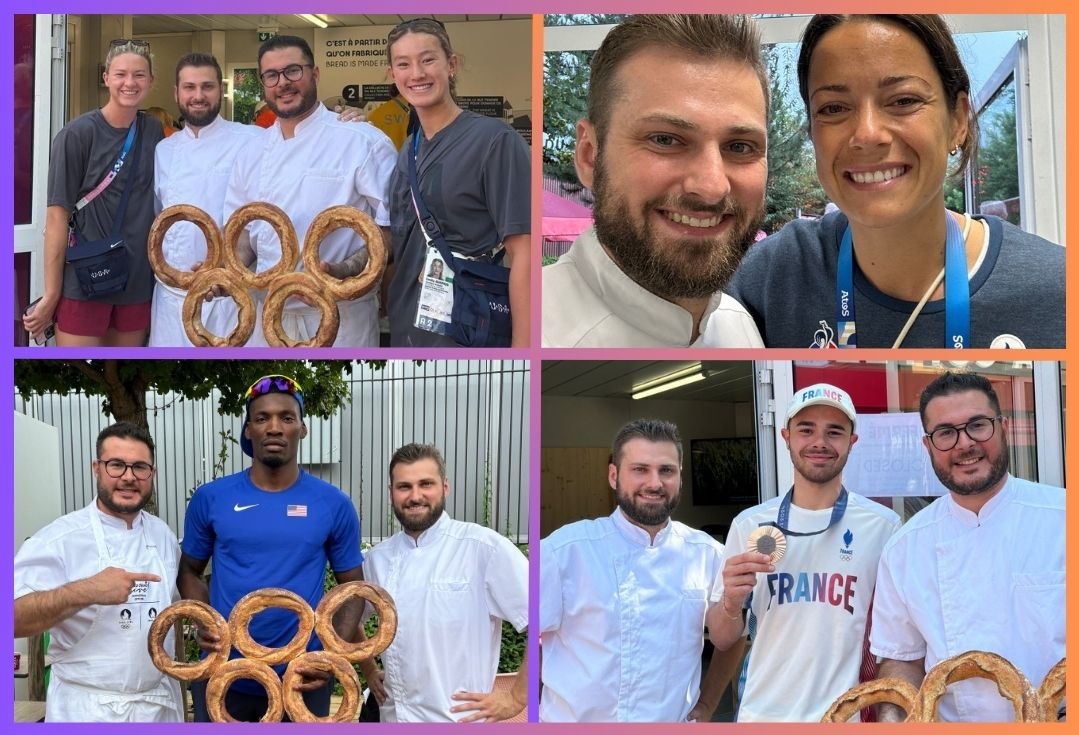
[786,383,857,429]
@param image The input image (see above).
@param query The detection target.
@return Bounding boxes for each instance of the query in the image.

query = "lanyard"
[760,486,848,537]
[836,212,970,348]
[75,117,139,211]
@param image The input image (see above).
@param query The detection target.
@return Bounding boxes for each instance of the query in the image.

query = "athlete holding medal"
[726,15,1064,349]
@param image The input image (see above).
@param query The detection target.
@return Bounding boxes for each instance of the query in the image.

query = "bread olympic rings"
[282,651,362,722]
[314,581,398,662]
[206,658,284,722]
[261,271,340,347]
[1037,657,1066,721]
[147,204,223,290]
[146,599,231,682]
[302,206,387,302]
[821,678,919,722]
[229,588,316,667]
[913,650,1042,722]
[222,202,300,290]
[181,267,256,347]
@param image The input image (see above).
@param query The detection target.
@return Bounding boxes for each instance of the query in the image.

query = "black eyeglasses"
[110,38,150,49]
[926,416,1003,451]
[97,458,155,480]
[259,63,312,87]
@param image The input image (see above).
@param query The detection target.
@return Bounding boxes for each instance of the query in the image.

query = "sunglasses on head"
[392,17,446,32]
[244,375,303,401]
[110,38,150,49]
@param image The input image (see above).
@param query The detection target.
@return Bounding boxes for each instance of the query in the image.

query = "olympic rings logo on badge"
[147,202,386,347]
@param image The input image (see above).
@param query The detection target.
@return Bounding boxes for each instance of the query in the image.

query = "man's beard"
[267,84,318,119]
[790,447,850,486]
[393,494,445,534]
[179,98,221,128]
[932,436,1011,497]
[98,479,152,516]
[615,480,679,527]
[591,151,762,300]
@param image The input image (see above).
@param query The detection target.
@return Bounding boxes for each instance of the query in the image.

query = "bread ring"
[261,271,340,347]
[913,650,1042,722]
[206,658,284,722]
[147,204,223,290]
[302,206,387,301]
[229,588,315,667]
[181,267,256,347]
[1038,657,1066,721]
[314,581,398,662]
[282,651,361,722]
[821,677,919,722]
[146,599,230,682]
[747,526,787,564]
[222,202,300,290]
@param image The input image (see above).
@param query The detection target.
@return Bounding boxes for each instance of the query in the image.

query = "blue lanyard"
[835,212,969,348]
[760,486,848,537]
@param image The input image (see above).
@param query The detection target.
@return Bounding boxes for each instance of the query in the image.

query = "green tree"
[543,49,592,189]
[975,87,1019,212]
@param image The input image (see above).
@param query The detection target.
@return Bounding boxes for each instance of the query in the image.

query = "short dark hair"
[175,52,222,86]
[918,371,1002,428]
[611,418,683,466]
[797,14,979,179]
[389,443,447,483]
[588,15,768,144]
[258,34,315,69]
[96,422,155,460]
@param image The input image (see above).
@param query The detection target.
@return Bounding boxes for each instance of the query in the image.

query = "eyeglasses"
[926,416,1003,451]
[110,38,150,49]
[97,458,155,480]
[259,63,312,87]
[244,375,304,402]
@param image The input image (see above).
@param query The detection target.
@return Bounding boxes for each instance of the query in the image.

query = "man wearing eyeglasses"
[13,422,183,722]
[873,372,1065,722]
[223,35,397,347]
[179,374,365,721]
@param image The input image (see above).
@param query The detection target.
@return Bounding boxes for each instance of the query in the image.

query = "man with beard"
[13,422,184,721]
[179,375,365,721]
[541,15,766,348]
[358,444,528,722]
[873,372,1064,722]
[540,419,740,721]
[224,35,396,346]
[709,384,900,721]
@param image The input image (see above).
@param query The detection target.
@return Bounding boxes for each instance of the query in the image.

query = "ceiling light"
[296,14,328,28]
[631,364,705,400]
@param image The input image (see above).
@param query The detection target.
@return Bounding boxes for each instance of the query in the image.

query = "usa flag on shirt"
[287,504,307,517]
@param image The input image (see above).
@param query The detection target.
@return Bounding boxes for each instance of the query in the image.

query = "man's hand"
[686,700,712,723]
[320,248,370,280]
[195,624,225,654]
[334,105,368,123]
[290,663,332,692]
[83,566,161,606]
[363,666,387,706]
[189,260,226,301]
[449,688,526,723]
[721,551,773,612]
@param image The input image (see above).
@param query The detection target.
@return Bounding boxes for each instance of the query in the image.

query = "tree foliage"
[13,360,377,427]
[542,49,592,189]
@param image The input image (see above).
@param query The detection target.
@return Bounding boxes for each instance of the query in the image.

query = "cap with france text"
[786,383,857,429]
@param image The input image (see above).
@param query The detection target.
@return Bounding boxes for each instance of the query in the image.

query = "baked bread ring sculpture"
[821,678,919,722]
[261,271,340,347]
[913,650,1042,722]
[282,651,362,722]
[182,267,256,347]
[147,204,223,291]
[314,581,398,663]
[1038,657,1066,721]
[747,526,787,564]
[230,588,316,667]
[302,206,387,302]
[221,202,300,290]
[147,599,231,682]
[206,658,284,723]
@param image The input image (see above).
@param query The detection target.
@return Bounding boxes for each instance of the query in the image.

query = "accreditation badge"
[414,246,455,335]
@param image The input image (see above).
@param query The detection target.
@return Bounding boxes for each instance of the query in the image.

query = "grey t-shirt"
[386,111,530,347]
[727,211,1065,349]
[48,109,163,304]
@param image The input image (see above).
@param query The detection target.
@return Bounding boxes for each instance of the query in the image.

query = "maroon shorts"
[55,297,151,337]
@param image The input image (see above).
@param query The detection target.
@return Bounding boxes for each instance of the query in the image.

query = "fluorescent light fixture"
[296,14,328,28]
[631,363,705,400]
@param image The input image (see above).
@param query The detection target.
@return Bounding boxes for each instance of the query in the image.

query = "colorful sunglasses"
[244,374,304,402]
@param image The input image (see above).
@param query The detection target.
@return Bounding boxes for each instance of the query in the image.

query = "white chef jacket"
[223,104,396,347]
[541,228,764,348]
[539,508,724,722]
[362,513,527,722]
[871,476,1065,721]
[151,115,263,346]
[14,503,183,722]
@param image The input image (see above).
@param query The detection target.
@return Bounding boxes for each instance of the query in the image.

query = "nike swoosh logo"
[233,503,259,512]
